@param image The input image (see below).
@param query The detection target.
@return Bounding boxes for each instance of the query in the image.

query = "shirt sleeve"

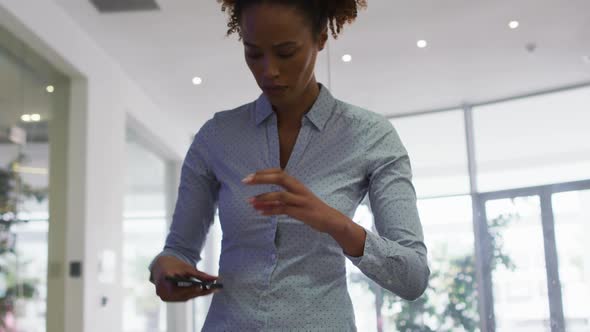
[343,118,430,301]
[148,119,220,280]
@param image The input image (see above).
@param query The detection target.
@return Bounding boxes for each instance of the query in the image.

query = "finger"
[173,269,218,282]
[260,205,311,224]
[251,191,306,207]
[247,172,308,195]
[257,203,296,217]
[189,270,219,282]
[252,168,283,174]
[164,287,203,302]
[190,286,220,298]
[242,169,282,183]
[160,283,217,302]
[157,280,183,300]
[174,285,219,302]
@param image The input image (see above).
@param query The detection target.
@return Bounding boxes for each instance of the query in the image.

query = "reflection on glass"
[7,219,48,332]
[553,189,590,332]
[1,144,50,332]
[347,195,477,332]
[122,137,168,332]
[485,196,550,331]
[1,23,64,332]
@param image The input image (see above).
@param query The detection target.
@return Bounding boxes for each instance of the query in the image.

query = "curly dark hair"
[217,0,367,40]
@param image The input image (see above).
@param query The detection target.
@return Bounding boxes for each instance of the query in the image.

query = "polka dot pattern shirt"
[150,83,430,331]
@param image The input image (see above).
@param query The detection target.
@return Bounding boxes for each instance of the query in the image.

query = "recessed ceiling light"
[192,77,203,85]
[31,114,41,122]
[509,21,520,29]
[46,85,55,93]
[21,114,31,122]
[417,40,428,48]
[342,54,352,63]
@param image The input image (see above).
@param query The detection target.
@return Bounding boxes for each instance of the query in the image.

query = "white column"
[47,73,126,332]
[165,160,195,332]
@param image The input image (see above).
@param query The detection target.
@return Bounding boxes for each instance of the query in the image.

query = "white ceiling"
[51,0,590,132]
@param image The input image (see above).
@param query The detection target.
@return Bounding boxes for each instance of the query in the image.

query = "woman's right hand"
[151,255,220,302]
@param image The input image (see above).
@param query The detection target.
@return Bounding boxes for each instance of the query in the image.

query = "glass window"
[473,86,590,192]
[553,189,590,331]
[347,195,476,331]
[485,196,550,331]
[391,110,470,198]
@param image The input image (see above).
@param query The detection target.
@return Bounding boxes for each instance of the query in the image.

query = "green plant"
[0,152,47,328]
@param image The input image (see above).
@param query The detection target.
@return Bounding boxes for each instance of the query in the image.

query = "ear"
[318,28,328,51]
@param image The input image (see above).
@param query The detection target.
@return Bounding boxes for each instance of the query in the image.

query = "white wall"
[0,2,192,332]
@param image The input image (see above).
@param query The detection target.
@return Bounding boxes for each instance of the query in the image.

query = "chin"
[265,92,291,106]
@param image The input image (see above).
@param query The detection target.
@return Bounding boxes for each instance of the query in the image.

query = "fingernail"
[242,174,255,183]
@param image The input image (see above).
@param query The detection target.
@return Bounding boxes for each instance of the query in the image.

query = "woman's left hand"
[242,168,344,234]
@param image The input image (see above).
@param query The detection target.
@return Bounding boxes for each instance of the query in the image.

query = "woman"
[149,0,430,330]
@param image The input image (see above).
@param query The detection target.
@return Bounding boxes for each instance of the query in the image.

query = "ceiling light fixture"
[192,77,203,85]
[509,21,520,29]
[46,85,55,93]
[417,40,428,48]
[342,54,352,63]
[21,114,31,122]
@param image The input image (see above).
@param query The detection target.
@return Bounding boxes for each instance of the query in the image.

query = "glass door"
[1,23,68,332]
[552,189,590,332]
[481,182,590,332]
[484,196,551,331]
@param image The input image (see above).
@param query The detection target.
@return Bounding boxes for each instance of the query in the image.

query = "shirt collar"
[254,83,336,131]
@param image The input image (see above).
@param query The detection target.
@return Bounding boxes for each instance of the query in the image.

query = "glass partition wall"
[0,24,69,332]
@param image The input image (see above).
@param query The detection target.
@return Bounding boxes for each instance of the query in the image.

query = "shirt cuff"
[343,225,371,266]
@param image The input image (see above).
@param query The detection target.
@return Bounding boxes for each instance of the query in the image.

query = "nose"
[262,55,280,80]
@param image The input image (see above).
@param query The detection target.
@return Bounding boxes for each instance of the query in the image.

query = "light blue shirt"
[150,83,430,331]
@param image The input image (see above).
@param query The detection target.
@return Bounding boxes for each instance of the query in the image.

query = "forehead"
[240,3,313,44]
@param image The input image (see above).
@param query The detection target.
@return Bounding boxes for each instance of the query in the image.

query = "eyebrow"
[243,41,298,48]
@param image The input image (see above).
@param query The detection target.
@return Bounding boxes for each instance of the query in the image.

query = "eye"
[277,48,297,59]
[277,52,296,59]
[246,52,263,60]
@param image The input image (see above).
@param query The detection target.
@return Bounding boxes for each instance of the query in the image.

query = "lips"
[263,85,287,95]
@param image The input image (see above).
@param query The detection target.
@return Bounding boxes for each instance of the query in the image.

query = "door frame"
[473,178,590,332]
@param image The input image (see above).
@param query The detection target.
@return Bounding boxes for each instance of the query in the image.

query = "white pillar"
[165,160,195,332]
[47,75,126,332]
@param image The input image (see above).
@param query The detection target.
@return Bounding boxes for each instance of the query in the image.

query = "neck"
[273,79,320,129]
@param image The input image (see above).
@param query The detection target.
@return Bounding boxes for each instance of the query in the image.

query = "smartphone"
[165,275,223,290]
